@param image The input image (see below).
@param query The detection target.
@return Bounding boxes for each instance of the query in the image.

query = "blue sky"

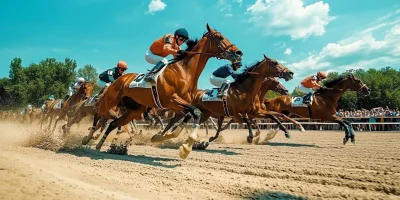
[1,0,399,92]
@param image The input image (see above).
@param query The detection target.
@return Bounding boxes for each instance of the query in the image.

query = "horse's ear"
[206,23,214,33]
[263,54,268,60]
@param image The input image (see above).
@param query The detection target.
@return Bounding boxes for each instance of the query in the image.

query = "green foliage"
[290,66,400,110]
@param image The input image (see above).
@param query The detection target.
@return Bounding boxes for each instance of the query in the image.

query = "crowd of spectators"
[336,107,399,118]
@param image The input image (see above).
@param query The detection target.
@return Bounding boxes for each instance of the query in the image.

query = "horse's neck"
[236,74,265,102]
[177,38,211,91]
[70,92,83,105]
[258,81,273,99]
[320,82,349,106]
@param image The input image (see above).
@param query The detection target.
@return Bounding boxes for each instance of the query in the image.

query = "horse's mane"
[174,38,199,61]
[323,76,346,88]
[315,75,347,93]
[233,60,262,84]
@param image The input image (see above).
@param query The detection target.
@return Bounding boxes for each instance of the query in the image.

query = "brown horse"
[50,81,94,132]
[207,77,293,145]
[191,55,304,146]
[264,74,370,144]
[82,24,243,159]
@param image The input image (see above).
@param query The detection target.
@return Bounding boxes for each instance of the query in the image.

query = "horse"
[264,74,370,144]
[205,77,293,145]
[82,23,243,159]
[49,81,94,133]
[190,54,305,148]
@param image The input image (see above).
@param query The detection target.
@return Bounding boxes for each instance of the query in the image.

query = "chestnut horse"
[191,55,304,146]
[50,81,94,132]
[264,74,370,144]
[82,24,243,159]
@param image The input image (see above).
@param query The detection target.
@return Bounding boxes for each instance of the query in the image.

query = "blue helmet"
[49,94,55,98]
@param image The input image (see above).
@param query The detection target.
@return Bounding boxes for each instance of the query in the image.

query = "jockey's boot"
[144,61,166,84]
[302,92,313,105]
[217,83,229,98]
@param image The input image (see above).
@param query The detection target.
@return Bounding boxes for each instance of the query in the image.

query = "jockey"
[48,94,55,101]
[143,28,190,83]
[41,94,55,111]
[21,104,32,115]
[64,77,85,101]
[97,60,128,98]
[296,71,328,104]
[210,61,243,98]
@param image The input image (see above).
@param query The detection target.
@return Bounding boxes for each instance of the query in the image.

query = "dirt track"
[0,121,399,200]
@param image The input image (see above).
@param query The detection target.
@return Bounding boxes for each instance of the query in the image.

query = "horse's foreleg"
[342,120,355,144]
[253,111,291,139]
[332,117,352,145]
[208,116,225,142]
[240,114,254,143]
[96,106,146,150]
[82,113,102,145]
[250,118,261,139]
[150,113,186,143]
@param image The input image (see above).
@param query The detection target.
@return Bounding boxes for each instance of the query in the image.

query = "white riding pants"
[145,50,168,65]
[210,75,231,87]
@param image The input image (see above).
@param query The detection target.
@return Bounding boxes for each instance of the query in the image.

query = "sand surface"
[0,121,399,200]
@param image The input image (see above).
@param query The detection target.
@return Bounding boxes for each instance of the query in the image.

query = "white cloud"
[218,0,232,12]
[287,12,400,77]
[225,13,233,17]
[147,0,166,15]
[234,0,243,7]
[283,47,292,55]
[246,0,334,40]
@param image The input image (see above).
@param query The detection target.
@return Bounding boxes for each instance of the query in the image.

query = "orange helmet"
[117,61,128,69]
[317,71,327,78]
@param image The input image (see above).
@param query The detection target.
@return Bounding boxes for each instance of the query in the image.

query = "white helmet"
[27,104,32,109]
[77,77,85,83]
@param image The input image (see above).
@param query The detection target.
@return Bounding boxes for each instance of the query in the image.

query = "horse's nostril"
[235,51,243,56]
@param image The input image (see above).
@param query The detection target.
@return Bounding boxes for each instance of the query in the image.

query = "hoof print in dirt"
[106,143,128,155]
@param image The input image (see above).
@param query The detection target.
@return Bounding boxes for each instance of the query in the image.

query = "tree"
[77,64,98,82]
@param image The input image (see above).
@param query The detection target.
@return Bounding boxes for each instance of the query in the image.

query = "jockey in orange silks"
[296,71,328,104]
[143,28,190,83]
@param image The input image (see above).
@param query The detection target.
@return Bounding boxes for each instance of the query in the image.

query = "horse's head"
[261,54,294,81]
[78,81,95,100]
[204,23,243,63]
[345,74,370,95]
[265,77,289,95]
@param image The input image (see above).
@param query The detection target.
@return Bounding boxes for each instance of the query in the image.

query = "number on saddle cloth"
[201,88,222,102]
[129,62,170,89]
[291,94,312,107]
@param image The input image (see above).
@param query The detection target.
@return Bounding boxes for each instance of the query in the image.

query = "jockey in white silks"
[63,77,85,101]
[210,61,243,98]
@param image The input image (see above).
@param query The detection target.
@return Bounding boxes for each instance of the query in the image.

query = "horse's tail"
[96,73,137,117]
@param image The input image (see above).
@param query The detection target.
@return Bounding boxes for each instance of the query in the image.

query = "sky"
[1,0,399,92]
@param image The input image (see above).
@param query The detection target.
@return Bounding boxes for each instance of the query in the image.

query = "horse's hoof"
[82,136,89,145]
[300,127,305,132]
[95,144,102,150]
[246,136,253,143]
[150,134,164,143]
[179,144,191,159]
[285,133,292,139]
[343,138,348,145]
[202,141,209,150]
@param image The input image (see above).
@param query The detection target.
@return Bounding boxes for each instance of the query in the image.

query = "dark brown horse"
[206,77,294,145]
[264,74,370,144]
[82,24,243,159]
[191,55,304,146]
